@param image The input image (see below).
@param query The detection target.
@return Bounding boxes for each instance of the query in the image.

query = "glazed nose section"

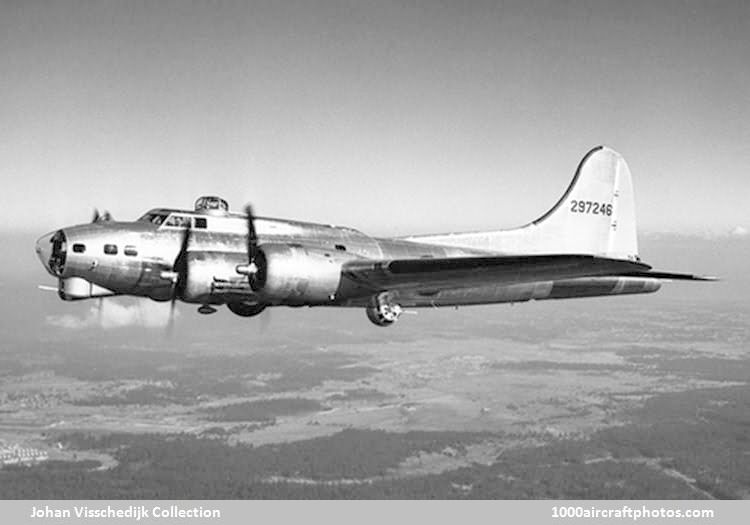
[35,232,55,275]
[35,230,66,277]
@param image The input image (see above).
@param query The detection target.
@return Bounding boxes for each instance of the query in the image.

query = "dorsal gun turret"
[194,196,229,216]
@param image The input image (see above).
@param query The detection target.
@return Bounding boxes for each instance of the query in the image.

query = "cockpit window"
[139,213,168,225]
[164,215,192,228]
[194,217,207,229]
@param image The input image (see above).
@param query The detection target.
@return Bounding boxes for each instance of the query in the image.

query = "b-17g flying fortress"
[35,146,712,328]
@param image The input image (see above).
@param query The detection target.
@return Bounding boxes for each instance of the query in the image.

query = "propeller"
[167,221,192,335]
[258,306,271,334]
[96,298,104,327]
[245,204,258,274]
[237,204,270,326]
[92,209,113,223]
[236,204,261,288]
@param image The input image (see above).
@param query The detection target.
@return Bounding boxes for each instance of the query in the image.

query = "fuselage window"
[165,215,191,228]
[72,243,86,253]
[335,244,347,251]
[124,245,138,256]
[103,244,118,255]
[194,217,207,229]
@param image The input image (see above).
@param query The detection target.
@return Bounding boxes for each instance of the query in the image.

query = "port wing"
[343,254,650,291]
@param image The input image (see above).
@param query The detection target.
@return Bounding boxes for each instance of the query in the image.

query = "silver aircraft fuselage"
[36,205,659,312]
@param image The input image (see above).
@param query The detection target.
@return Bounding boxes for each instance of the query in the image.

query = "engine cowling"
[253,244,348,304]
[180,251,249,303]
[58,277,116,301]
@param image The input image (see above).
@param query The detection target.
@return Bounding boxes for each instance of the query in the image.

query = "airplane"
[35,146,714,327]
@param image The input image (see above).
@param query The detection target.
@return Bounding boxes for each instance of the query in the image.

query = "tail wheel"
[365,294,402,327]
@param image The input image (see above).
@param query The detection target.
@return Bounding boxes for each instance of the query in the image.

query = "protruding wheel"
[365,294,403,327]
[198,304,218,314]
[227,301,267,318]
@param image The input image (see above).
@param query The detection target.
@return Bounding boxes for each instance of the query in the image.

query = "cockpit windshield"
[164,215,192,228]
[138,212,168,225]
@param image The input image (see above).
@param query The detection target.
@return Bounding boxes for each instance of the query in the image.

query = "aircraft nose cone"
[35,231,56,276]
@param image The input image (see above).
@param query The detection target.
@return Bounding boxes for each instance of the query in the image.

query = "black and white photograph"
[1,0,748,520]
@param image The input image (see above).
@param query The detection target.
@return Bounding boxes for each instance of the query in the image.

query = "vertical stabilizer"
[406,146,640,260]
[528,145,639,259]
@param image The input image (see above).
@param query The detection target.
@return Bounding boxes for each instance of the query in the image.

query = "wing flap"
[343,254,650,291]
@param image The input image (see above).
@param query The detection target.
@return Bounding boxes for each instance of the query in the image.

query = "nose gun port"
[35,230,66,277]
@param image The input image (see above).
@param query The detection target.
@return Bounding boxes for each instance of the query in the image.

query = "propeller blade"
[96,298,104,326]
[166,299,176,337]
[173,223,191,297]
[244,204,258,264]
[258,306,271,334]
[92,209,113,223]
[167,222,192,336]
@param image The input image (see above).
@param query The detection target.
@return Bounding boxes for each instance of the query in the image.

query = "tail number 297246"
[570,200,612,216]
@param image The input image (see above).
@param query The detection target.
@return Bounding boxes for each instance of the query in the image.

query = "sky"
[1,0,748,238]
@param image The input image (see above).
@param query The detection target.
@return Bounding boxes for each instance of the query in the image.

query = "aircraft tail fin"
[406,146,640,260]
[525,145,639,259]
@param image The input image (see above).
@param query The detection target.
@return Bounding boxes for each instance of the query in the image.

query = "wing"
[342,254,651,291]
[619,270,717,281]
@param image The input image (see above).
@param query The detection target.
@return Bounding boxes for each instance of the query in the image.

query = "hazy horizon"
[1,1,748,237]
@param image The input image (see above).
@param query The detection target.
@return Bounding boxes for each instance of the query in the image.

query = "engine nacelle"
[58,277,115,301]
[181,252,249,303]
[253,244,348,304]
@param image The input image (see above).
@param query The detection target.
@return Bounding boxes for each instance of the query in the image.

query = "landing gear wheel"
[198,304,218,314]
[227,302,267,318]
[365,294,403,327]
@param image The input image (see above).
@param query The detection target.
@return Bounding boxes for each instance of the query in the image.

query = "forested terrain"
[203,398,328,422]
[1,293,748,499]
[2,381,749,499]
